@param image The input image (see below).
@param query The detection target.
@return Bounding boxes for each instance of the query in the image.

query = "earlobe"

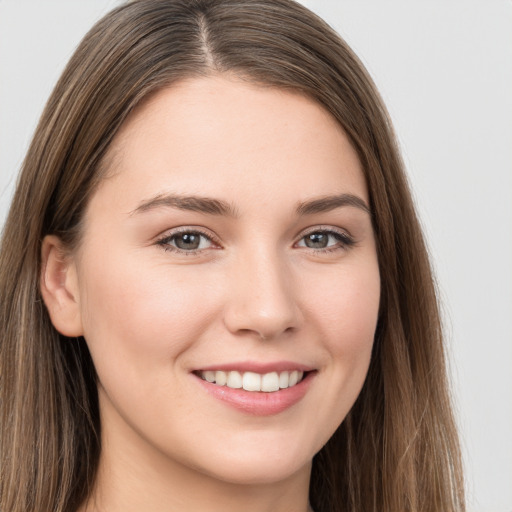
[40,235,84,337]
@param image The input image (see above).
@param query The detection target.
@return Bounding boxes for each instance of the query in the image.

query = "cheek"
[77,253,222,376]
[313,260,380,403]
[318,261,380,351]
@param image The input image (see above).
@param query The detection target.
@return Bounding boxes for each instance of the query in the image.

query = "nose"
[223,249,302,340]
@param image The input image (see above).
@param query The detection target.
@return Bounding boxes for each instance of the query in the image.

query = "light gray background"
[0,1,511,511]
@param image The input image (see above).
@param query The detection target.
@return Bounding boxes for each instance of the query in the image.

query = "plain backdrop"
[1,1,511,511]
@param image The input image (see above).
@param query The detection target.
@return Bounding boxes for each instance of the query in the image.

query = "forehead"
[95,75,367,213]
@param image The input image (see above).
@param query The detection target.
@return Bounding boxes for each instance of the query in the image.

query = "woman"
[0,1,465,511]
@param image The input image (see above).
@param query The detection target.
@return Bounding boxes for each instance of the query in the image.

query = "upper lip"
[194,361,315,373]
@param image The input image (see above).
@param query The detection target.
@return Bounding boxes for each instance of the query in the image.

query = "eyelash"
[156,227,220,255]
[295,228,355,253]
[156,227,355,255]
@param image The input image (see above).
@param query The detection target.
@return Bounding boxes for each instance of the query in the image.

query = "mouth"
[195,369,305,393]
[192,365,316,415]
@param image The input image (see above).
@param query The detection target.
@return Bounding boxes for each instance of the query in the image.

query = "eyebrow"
[296,194,371,216]
[130,192,370,217]
[130,194,238,217]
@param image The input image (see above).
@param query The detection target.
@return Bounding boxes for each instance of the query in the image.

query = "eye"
[296,229,354,251]
[157,229,216,253]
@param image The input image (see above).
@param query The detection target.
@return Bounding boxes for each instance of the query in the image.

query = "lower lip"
[194,372,315,416]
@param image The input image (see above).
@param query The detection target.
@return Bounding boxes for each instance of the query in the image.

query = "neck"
[81,457,312,512]
[79,399,312,512]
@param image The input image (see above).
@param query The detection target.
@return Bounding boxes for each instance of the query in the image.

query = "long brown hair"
[0,1,465,511]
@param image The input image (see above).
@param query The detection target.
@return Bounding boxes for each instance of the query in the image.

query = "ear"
[40,235,84,337]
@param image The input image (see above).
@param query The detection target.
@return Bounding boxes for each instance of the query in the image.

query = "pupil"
[306,233,328,248]
[176,233,200,250]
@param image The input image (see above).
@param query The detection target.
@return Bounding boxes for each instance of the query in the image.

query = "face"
[70,76,380,486]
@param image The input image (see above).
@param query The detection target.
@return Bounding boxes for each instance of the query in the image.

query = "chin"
[201,457,311,486]
[189,437,315,486]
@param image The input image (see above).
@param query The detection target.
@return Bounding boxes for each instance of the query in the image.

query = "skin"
[41,76,380,512]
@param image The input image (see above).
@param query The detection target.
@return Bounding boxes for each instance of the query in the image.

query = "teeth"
[243,371,261,391]
[261,372,279,392]
[226,371,242,389]
[215,370,227,386]
[199,369,306,392]
[203,370,215,383]
[278,371,289,389]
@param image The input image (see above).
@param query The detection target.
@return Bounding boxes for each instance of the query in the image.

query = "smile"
[198,370,305,392]
[194,368,315,415]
